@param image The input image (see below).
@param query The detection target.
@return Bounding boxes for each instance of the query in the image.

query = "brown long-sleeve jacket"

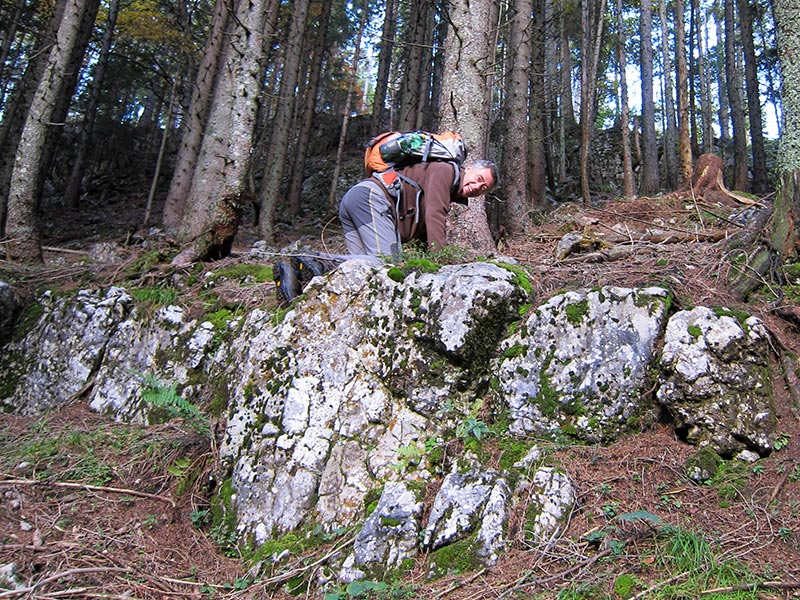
[380,161,463,248]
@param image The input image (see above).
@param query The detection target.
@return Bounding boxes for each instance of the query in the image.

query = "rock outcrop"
[0,259,780,580]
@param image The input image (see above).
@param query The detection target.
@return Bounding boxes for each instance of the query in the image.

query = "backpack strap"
[373,162,460,225]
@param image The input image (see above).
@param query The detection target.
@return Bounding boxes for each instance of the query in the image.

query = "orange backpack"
[364,130,467,186]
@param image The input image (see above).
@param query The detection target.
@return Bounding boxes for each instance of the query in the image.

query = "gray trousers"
[339,180,401,260]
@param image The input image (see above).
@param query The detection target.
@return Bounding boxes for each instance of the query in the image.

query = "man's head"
[457,160,499,198]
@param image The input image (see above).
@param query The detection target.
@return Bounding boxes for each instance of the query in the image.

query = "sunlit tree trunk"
[162,0,230,230]
[5,0,98,262]
[0,0,67,237]
[695,0,715,154]
[174,0,270,262]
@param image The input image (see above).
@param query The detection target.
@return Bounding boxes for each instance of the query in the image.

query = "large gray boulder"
[657,306,776,456]
[495,286,670,442]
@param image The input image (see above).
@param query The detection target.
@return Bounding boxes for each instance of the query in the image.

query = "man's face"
[459,166,495,197]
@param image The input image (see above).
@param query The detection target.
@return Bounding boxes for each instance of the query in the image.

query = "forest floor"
[2,173,800,599]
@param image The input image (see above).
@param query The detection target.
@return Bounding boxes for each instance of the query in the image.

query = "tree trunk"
[772,0,800,260]
[529,0,548,207]
[724,0,749,191]
[370,0,396,134]
[173,0,270,263]
[63,0,120,209]
[0,0,68,237]
[398,0,429,131]
[286,0,334,216]
[326,1,368,213]
[5,0,97,262]
[162,0,231,231]
[439,0,496,257]
[736,0,768,194]
[580,0,607,204]
[0,0,25,106]
[675,0,693,185]
[257,0,312,242]
[639,0,660,194]
[616,0,635,200]
[501,0,532,234]
[659,0,678,190]
[425,15,448,131]
[694,0,714,154]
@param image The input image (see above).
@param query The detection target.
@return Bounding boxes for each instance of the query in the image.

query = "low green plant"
[455,416,491,442]
[324,580,418,600]
[138,372,210,436]
[653,526,761,599]
[391,443,424,473]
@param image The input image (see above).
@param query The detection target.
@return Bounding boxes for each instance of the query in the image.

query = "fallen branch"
[0,477,176,508]
[42,246,90,255]
[701,580,800,595]
[0,567,129,598]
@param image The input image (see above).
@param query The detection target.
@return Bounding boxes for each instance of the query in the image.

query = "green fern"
[138,372,210,436]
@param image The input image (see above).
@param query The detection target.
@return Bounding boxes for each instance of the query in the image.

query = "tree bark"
[580,0,607,204]
[5,0,97,262]
[501,0,532,234]
[398,0,430,131]
[659,0,678,190]
[724,0,749,191]
[173,0,271,263]
[0,0,67,237]
[439,0,497,257]
[529,0,547,207]
[694,0,714,154]
[772,0,800,260]
[326,0,368,213]
[258,0,312,242]
[639,0,660,194]
[63,0,120,209]
[162,0,231,231]
[675,0,693,185]
[736,0,768,194]
[286,0,334,216]
[370,0,397,134]
[616,0,635,200]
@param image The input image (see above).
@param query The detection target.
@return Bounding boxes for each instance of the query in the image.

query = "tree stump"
[681,154,728,204]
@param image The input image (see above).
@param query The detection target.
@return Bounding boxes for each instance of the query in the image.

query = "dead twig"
[701,580,800,595]
[0,477,176,508]
[0,567,130,598]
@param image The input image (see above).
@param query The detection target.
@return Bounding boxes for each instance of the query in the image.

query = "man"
[339,159,499,259]
[273,158,498,305]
